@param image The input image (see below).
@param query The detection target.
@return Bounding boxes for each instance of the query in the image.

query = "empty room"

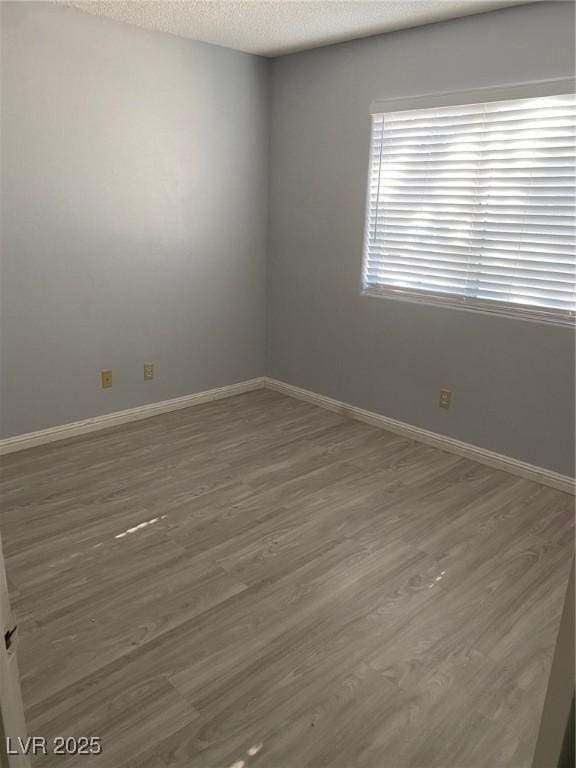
[0,1,574,766]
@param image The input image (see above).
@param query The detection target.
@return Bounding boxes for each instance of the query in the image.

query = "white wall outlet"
[101,370,113,389]
[144,363,154,381]
[439,388,452,410]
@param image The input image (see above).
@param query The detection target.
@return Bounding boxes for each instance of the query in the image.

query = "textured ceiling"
[63,0,537,57]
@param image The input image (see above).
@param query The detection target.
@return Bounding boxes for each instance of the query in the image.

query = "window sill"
[361,286,575,328]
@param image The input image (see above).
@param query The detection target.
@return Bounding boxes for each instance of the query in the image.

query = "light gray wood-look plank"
[0,389,572,767]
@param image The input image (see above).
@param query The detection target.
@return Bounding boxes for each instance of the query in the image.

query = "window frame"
[360,78,576,327]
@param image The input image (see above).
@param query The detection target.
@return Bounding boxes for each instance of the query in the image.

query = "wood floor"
[0,389,573,768]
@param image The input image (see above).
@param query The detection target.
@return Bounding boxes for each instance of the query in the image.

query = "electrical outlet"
[101,369,113,389]
[144,363,154,381]
[439,388,452,410]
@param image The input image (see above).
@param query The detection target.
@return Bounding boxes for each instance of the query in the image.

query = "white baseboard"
[0,378,265,456]
[263,378,575,495]
[2,374,572,495]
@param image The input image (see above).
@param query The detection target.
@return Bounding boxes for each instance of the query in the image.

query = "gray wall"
[268,2,575,476]
[0,2,268,437]
[1,2,574,476]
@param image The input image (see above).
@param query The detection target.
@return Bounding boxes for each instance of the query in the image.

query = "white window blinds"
[362,92,576,325]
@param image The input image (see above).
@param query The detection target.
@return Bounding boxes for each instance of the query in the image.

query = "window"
[362,89,576,325]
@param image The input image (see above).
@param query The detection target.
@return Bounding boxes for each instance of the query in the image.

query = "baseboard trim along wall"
[0,378,265,456]
[0,375,573,494]
[264,378,575,495]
